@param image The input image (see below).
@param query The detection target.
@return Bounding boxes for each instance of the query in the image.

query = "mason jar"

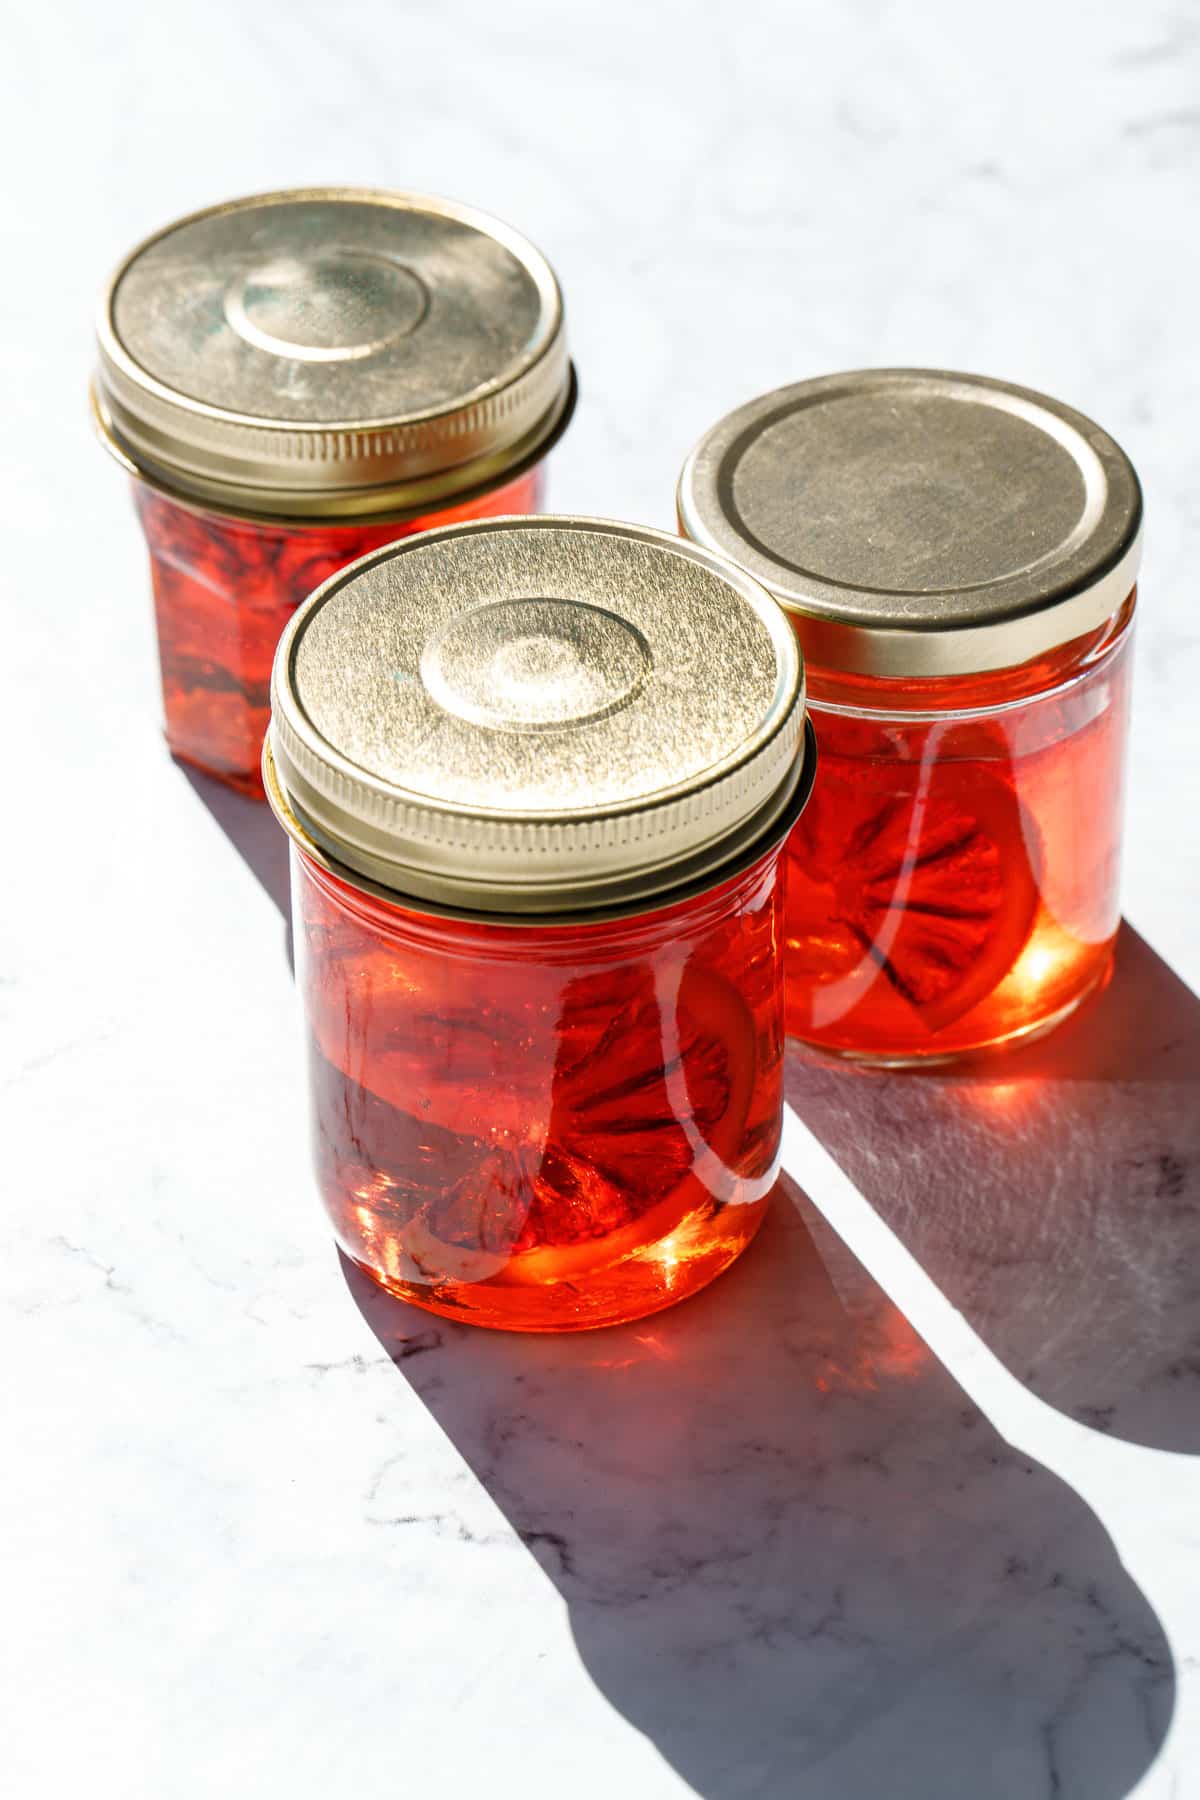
[265,517,813,1330]
[93,187,574,794]
[679,369,1141,1063]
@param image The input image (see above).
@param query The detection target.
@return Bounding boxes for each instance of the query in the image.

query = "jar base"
[787,952,1115,1069]
[339,1195,771,1333]
[169,741,266,801]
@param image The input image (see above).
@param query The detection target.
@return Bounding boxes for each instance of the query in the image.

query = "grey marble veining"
[347,1197,1173,1799]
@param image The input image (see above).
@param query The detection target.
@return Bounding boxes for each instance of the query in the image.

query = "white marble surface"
[4,2,1200,1794]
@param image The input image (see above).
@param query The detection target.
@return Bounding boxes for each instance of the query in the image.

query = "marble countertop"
[5,2,1199,1794]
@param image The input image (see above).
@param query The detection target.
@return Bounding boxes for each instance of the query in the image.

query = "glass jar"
[678,370,1142,1063]
[265,517,812,1330]
[93,188,574,796]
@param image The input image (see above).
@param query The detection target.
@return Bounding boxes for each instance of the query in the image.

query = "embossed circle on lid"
[267,516,807,914]
[420,599,651,732]
[93,188,573,519]
[678,370,1143,677]
[222,251,431,362]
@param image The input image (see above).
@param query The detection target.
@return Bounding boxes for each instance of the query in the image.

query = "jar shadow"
[787,922,1200,1452]
[178,760,294,966]
[341,1187,1172,1800]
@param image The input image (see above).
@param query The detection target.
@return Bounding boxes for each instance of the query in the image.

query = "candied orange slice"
[488,959,760,1284]
[387,958,760,1288]
[309,933,762,1288]
[549,960,757,1193]
[788,750,1039,1034]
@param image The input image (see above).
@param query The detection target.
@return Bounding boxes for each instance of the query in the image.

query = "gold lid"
[267,516,807,914]
[678,369,1143,678]
[94,187,573,519]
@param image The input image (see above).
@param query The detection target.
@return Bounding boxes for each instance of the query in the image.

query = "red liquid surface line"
[294,849,787,1331]
[134,466,544,796]
[785,603,1135,1062]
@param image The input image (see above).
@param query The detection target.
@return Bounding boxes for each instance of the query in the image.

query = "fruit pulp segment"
[294,853,786,1330]
[134,466,544,796]
[786,632,1133,1060]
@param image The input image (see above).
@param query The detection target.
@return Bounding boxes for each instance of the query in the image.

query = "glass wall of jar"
[678,370,1142,1064]
[93,188,574,796]
[266,518,812,1330]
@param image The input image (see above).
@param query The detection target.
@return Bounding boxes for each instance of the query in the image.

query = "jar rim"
[91,368,576,527]
[804,593,1135,720]
[264,719,817,928]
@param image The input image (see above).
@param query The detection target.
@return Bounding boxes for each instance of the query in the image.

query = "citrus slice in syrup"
[308,922,762,1288]
[485,957,760,1285]
[788,750,1040,1034]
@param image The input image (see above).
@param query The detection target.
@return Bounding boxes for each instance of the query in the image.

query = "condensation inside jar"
[678,369,1143,1064]
[266,517,810,1330]
[93,188,574,795]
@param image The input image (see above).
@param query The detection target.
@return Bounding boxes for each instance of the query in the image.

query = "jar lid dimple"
[267,517,808,914]
[678,369,1143,678]
[93,188,573,519]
